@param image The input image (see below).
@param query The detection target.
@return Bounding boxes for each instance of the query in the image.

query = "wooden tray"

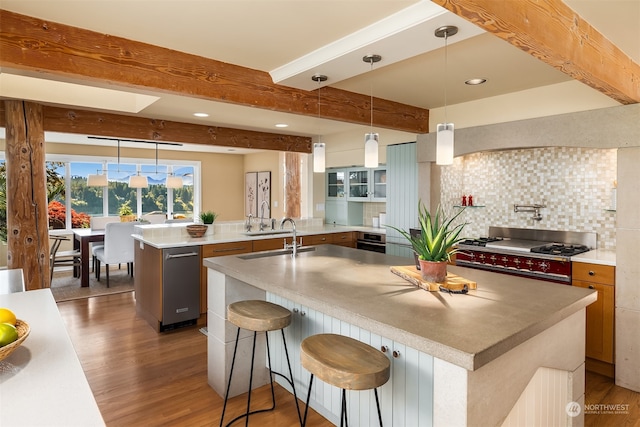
[390,265,477,292]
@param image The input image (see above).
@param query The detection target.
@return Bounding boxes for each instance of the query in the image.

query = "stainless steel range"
[455,227,596,284]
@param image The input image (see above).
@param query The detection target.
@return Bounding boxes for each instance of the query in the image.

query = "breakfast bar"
[205,244,597,426]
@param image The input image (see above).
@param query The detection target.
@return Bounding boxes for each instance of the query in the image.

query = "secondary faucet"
[245,213,253,232]
[259,200,270,231]
[280,217,300,257]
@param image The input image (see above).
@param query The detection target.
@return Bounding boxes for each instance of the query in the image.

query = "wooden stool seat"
[301,333,390,391]
[227,300,292,332]
[220,300,301,426]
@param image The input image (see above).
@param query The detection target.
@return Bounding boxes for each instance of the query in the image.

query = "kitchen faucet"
[259,200,269,231]
[280,217,301,257]
[245,213,253,232]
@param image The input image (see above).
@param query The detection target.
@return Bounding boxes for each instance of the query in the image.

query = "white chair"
[94,222,135,287]
[90,216,120,275]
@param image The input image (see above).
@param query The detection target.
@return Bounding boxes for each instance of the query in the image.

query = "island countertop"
[133,222,383,249]
[204,244,596,371]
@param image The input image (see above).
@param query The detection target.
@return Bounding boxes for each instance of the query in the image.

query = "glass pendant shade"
[129,174,149,188]
[313,143,326,173]
[364,133,379,168]
[87,173,108,187]
[436,123,454,165]
[166,175,183,189]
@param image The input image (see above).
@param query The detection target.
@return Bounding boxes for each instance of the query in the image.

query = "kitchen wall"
[441,147,617,250]
[363,202,386,227]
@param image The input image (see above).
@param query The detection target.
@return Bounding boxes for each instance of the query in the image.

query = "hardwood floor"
[56,292,331,427]
[57,293,640,426]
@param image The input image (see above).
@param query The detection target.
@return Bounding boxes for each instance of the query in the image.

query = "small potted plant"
[199,210,218,225]
[388,201,467,283]
[118,201,136,222]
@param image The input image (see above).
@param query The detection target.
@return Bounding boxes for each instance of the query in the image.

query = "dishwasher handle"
[166,252,199,260]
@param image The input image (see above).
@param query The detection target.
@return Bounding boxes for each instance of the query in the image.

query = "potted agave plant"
[388,201,468,283]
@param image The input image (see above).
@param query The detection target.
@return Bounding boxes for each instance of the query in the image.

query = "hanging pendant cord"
[370,61,374,134]
[444,32,449,125]
[155,143,159,174]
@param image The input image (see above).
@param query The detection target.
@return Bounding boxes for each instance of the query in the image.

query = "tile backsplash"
[441,147,617,250]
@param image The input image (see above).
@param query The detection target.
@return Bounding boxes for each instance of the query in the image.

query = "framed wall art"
[257,171,271,218]
[245,172,257,217]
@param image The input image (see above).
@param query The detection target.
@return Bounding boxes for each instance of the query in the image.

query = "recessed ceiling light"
[193,112,209,117]
[275,123,289,128]
[465,78,487,85]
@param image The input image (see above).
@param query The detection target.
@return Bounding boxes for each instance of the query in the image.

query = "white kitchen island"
[204,245,596,426]
[0,289,104,427]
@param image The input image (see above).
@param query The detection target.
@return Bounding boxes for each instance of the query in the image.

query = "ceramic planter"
[418,259,447,283]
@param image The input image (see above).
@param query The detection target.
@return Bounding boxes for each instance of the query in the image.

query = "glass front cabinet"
[345,166,386,202]
[326,169,346,199]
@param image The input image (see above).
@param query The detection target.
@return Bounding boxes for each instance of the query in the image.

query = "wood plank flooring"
[57,292,640,426]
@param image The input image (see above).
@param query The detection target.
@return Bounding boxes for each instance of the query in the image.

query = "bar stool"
[300,333,390,427]
[220,300,301,427]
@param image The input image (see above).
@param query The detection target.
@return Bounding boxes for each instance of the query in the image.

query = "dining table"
[72,228,105,287]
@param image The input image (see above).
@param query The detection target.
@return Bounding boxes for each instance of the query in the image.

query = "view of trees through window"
[0,159,196,240]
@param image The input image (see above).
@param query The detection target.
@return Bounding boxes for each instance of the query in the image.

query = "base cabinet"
[572,262,615,376]
[266,293,434,426]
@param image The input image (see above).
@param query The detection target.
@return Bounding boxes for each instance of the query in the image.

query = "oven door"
[356,240,386,253]
[356,232,386,253]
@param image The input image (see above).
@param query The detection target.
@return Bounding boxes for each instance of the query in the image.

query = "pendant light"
[87,169,107,187]
[311,74,327,173]
[435,25,457,166]
[363,54,381,168]
[166,174,183,189]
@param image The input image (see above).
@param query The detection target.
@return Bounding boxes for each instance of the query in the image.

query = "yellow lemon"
[0,308,17,326]
[0,323,19,347]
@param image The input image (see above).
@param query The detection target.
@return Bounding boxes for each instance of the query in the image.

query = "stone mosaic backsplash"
[441,147,617,250]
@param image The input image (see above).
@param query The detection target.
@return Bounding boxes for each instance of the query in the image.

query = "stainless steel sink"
[242,230,292,237]
[238,246,316,259]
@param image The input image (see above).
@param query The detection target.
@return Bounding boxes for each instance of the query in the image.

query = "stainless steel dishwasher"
[162,246,201,331]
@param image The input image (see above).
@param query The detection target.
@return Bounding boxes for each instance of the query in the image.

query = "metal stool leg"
[301,374,315,427]
[220,327,241,427]
[374,388,383,427]
[341,389,348,427]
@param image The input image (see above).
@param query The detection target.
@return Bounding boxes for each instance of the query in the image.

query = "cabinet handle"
[293,308,299,313]
[393,350,401,358]
[380,345,388,353]
[300,311,306,316]
[588,270,595,276]
[588,285,595,289]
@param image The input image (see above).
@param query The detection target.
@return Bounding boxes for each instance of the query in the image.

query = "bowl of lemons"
[0,308,30,361]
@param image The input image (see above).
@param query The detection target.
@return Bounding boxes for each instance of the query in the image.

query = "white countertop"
[132,222,385,249]
[204,245,596,371]
[572,249,616,266]
[0,289,105,426]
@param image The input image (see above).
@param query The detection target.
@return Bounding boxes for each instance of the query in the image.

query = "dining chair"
[89,216,120,275]
[94,222,135,287]
[49,235,82,283]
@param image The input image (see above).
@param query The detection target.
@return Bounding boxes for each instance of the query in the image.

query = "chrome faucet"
[245,213,253,232]
[280,217,301,256]
[259,200,270,231]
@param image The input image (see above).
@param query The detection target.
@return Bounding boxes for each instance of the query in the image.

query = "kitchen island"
[205,244,596,426]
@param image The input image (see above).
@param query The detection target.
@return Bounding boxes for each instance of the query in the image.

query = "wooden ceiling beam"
[0,102,312,153]
[0,9,428,134]
[433,0,640,104]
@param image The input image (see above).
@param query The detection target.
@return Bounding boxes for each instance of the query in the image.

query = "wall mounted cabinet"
[346,167,386,202]
[326,167,386,203]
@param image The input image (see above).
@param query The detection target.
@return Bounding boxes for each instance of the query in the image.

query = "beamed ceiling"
[1,0,638,154]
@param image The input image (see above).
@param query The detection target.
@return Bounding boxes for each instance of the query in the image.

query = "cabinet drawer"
[306,234,331,245]
[573,262,615,285]
[202,241,252,257]
[331,232,354,244]
[253,238,287,252]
